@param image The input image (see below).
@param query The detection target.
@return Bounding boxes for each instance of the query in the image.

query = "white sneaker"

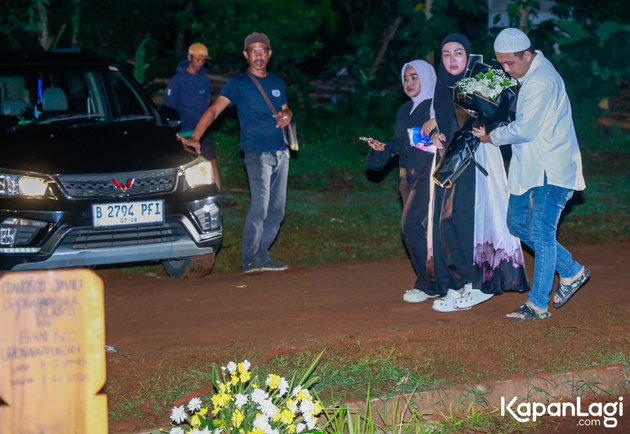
[432,288,469,312]
[454,287,494,310]
[403,289,438,303]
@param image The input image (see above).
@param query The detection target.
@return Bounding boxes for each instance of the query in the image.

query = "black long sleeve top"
[366,98,434,190]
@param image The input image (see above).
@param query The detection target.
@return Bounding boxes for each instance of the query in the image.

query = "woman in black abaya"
[429,33,529,312]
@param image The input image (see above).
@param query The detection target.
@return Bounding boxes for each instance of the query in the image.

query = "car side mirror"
[160,106,181,129]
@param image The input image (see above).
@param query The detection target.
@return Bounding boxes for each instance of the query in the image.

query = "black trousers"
[400,178,436,292]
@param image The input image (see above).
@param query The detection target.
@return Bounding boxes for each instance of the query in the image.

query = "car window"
[0,73,34,120]
[0,66,106,123]
[0,63,153,128]
[106,70,150,117]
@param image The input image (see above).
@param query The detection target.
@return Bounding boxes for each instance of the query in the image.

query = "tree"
[552,0,629,26]
[185,0,336,72]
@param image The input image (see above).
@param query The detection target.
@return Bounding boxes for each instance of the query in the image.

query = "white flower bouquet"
[154,354,324,434]
[456,68,517,101]
[451,60,519,130]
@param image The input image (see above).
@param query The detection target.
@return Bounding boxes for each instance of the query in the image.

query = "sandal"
[506,303,551,321]
[432,289,469,313]
[553,268,590,308]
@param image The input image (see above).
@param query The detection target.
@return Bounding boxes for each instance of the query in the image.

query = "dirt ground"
[103,242,630,433]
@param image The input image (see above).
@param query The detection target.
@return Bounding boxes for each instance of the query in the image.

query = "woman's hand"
[421,118,437,137]
[367,138,386,151]
[176,134,201,154]
[431,131,446,149]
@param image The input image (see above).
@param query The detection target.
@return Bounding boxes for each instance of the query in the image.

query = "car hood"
[1,120,197,175]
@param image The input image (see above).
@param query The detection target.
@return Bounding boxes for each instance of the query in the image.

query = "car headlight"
[182,160,214,189]
[0,173,50,197]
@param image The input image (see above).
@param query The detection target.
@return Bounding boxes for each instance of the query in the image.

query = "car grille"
[57,169,177,198]
[60,222,188,249]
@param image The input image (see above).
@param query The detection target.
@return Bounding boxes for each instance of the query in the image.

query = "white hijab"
[401,59,437,114]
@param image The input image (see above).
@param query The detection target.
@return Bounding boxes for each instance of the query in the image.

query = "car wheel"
[162,253,216,279]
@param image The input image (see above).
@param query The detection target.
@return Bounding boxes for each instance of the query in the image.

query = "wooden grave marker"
[0,269,107,434]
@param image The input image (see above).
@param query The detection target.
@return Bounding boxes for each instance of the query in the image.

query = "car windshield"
[0,63,154,130]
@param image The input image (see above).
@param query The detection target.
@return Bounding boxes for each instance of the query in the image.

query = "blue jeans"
[507,183,583,309]
[242,150,289,267]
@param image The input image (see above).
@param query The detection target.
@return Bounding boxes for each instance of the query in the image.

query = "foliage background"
[1,2,628,97]
[1,1,629,273]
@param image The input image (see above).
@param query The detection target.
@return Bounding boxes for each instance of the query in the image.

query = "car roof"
[0,49,120,68]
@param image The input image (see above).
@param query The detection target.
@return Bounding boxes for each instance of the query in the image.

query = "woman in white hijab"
[364,60,439,303]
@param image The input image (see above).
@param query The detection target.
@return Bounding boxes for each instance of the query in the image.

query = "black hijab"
[433,33,472,147]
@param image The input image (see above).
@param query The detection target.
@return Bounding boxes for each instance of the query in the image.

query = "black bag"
[433,130,487,188]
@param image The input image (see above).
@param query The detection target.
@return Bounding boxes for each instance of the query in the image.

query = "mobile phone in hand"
[358,136,371,142]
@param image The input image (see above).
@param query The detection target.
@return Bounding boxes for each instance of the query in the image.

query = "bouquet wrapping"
[433,59,519,188]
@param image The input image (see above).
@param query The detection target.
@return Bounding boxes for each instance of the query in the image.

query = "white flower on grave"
[251,388,269,404]
[187,397,202,412]
[259,398,279,418]
[253,413,271,431]
[234,393,248,409]
[170,405,187,423]
[300,398,314,415]
[288,399,298,413]
[279,377,290,396]
[158,355,325,433]
[305,415,317,430]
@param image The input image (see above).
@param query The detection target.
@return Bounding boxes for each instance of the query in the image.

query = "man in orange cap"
[166,42,235,206]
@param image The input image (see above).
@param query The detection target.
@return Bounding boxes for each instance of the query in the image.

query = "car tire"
[162,253,216,279]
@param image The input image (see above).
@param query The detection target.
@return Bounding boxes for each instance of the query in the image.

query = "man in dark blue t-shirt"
[178,32,293,275]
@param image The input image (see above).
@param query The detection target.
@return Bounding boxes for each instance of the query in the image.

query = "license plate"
[92,200,164,228]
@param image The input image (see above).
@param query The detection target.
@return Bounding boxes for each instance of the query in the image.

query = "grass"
[212,188,405,273]
[108,343,629,429]
[433,406,530,433]
[116,347,618,433]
